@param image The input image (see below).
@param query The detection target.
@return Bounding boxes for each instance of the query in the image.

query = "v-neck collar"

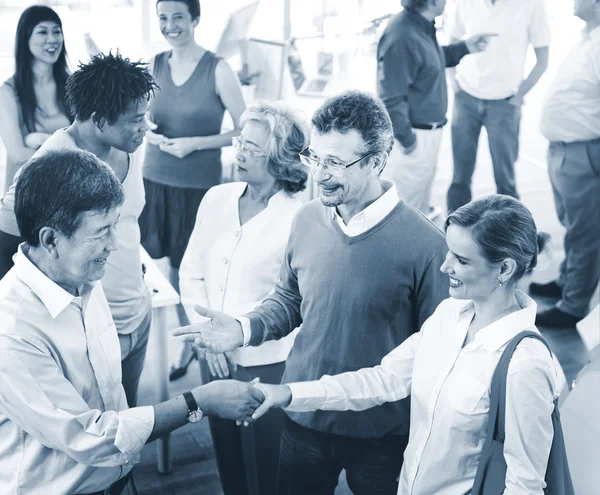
[166,50,208,90]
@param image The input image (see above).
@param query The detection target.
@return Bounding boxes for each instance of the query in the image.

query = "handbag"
[471,331,575,494]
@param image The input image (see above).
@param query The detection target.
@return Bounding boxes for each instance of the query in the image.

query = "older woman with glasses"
[178,101,309,495]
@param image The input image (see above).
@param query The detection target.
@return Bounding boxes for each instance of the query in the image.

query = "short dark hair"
[65,51,157,126]
[13,5,72,133]
[311,90,394,158]
[401,0,433,12]
[240,101,310,194]
[445,195,551,282]
[156,0,201,20]
[15,150,124,246]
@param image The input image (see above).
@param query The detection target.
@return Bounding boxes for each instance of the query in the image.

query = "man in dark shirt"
[377,0,495,216]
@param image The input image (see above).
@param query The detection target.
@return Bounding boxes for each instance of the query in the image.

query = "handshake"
[172,304,294,424]
[189,378,293,425]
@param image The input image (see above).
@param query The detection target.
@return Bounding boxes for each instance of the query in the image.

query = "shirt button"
[219,286,224,292]
[234,231,240,237]
[223,258,228,265]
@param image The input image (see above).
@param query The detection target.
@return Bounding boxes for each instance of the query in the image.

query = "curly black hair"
[65,51,158,126]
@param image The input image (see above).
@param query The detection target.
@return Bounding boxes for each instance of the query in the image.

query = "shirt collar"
[14,243,92,319]
[404,9,436,33]
[457,290,538,352]
[584,24,600,42]
[333,180,399,229]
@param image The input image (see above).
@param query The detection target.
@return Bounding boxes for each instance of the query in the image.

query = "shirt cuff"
[285,381,328,412]
[115,406,155,459]
[238,317,252,347]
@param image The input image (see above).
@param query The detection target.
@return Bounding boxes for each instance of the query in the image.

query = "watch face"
[188,409,203,423]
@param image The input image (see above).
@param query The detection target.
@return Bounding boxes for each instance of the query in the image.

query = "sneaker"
[529,280,562,298]
[536,306,581,328]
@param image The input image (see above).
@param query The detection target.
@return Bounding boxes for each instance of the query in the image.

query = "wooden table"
[140,247,180,474]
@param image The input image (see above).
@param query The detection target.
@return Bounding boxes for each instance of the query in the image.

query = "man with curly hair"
[0,52,156,408]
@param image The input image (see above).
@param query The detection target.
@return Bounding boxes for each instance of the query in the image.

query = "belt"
[78,472,131,495]
[412,118,447,130]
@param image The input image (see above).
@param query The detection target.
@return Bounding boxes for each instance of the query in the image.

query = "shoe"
[535,306,581,328]
[529,280,563,298]
[169,352,197,381]
[425,206,443,222]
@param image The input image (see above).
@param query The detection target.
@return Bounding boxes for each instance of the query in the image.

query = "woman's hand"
[159,137,203,158]
[145,117,166,146]
[24,132,52,150]
[206,352,237,379]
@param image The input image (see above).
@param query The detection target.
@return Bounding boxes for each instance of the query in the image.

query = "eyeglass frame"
[231,136,268,157]
[298,147,375,176]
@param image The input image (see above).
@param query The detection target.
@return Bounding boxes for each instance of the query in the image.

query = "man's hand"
[193,379,264,420]
[237,383,293,426]
[465,33,498,54]
[507,94,524,107]
[172,305,244,353]
[402,137,417,155]
[206,351,237,378]
[159,137,201,158]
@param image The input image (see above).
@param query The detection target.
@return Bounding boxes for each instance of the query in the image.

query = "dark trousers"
[447,88,522,212]
[278,415,408,495]
[200,359,286,495]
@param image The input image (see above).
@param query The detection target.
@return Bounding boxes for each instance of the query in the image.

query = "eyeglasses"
[298,147,374,177]
[231,136,268,157]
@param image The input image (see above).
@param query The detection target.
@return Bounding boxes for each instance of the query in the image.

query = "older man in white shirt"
[531,0,600,327]
[446,0,551,211]
[0,149,263,495]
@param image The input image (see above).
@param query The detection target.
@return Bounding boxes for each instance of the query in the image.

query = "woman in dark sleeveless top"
[0,5,71,193]
[140,0,246,321]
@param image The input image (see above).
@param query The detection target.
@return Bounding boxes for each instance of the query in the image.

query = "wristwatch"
[183,391,204,423]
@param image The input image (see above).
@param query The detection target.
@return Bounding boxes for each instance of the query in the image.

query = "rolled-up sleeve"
[0,334,154,467]
[0,181,20,236]
[286,331,421,412]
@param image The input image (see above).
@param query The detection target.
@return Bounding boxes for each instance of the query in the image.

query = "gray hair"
[311,90,394,156]
[240,101,310,194]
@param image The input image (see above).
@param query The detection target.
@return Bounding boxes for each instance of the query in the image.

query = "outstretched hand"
[172,305,244,354]
[465,33,498,53]
[236,382,293,426]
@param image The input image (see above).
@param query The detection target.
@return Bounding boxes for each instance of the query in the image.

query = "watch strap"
[183,391,198,414]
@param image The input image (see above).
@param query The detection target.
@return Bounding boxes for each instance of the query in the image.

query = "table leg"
[153,307,172,474]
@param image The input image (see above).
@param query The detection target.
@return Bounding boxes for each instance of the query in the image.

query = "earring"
[498,279,504,287]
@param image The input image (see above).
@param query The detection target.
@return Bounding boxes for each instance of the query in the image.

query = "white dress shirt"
[334,179,399,236]
[240,180,400,346]
[448,0,551,99]
[0,246,154,495]
[288,291,561,495]
[540,26,600,143]
[180,182,304,367]
[0,129,151,335]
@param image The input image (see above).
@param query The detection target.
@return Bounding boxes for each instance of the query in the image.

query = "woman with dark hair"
[179,101,309,495]
[0,5,72,191]
[251,195,565,495]
[139,0,246,333]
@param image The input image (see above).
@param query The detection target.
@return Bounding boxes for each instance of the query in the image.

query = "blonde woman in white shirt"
[250,195,561,495]
[179,101,309,495]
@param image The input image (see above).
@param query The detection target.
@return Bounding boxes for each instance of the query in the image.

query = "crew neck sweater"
[247,199,448,438]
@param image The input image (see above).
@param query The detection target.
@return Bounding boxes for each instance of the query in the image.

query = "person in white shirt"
[446,0,551,212]
[178,101,309,495]
[531,0,600,328]
[0,52,157,409]
[248,194,561,495]
[0,149,264,495]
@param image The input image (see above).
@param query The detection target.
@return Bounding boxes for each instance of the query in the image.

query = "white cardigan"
[179,182,303,367]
